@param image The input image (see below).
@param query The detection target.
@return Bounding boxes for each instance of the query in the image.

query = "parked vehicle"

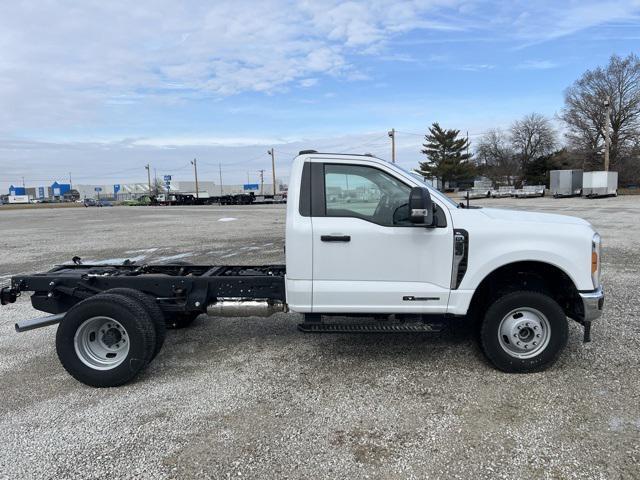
[550,170,583,198]
[514,185,545,198]
[583,171,618,198]
[1,151,604,387]
[7,195,30,204]
[491,186,514,198]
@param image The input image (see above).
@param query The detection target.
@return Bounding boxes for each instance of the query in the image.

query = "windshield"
[387,163,460,209]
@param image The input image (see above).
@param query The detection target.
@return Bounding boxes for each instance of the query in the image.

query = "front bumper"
[579,286,605,323]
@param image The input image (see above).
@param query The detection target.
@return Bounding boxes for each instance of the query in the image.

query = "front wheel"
[480,291,568,373]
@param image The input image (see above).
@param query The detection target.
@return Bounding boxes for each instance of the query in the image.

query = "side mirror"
[409,187,433,226]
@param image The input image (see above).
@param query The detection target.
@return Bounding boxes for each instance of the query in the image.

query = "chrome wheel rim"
[497,307,550,359]
[74,316,130,370]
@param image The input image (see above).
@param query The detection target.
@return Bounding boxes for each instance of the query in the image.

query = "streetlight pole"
[603,96,611,171]
[267,148,277,195]
[191,158,200,199]
[388,128,396,163]
[219,162,223,197]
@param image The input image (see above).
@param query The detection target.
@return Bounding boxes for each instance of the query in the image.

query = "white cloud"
[515,60,558,70]
[0,0,466,132]
[504,0,640,47]
[299,78,319,88]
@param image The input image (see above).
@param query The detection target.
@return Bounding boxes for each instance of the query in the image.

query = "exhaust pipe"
[15,313,65,332]
[207,298,286,318]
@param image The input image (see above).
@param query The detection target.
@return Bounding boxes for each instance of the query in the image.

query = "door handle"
[321,235,351,242]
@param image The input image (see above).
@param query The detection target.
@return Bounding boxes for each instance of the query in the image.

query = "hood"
[480,207,590,226]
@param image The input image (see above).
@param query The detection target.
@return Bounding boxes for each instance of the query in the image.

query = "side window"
[324,164,411,226]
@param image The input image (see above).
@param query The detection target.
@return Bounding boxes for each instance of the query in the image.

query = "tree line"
[418,53,640,188]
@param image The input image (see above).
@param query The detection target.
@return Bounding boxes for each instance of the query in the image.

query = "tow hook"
[1,286,18,305]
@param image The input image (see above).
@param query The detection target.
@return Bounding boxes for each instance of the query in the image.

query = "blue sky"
[1,0,639,190]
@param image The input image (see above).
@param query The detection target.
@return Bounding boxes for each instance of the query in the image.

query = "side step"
[298,322,446,334]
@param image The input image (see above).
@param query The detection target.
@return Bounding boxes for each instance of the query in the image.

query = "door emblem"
[402,296,440,301]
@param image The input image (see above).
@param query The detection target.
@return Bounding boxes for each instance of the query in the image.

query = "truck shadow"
[160,313,488,371]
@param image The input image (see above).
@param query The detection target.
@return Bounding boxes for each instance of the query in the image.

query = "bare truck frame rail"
[2,262,286,331]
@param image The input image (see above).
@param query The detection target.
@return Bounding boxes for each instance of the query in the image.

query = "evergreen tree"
[418,122,475,187]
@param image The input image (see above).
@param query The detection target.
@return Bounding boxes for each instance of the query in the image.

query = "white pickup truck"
[1,151,604,387]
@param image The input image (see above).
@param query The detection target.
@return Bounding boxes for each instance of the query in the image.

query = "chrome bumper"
[579,286,605,323]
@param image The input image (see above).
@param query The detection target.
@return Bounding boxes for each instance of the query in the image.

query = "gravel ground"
[0,198,638,479]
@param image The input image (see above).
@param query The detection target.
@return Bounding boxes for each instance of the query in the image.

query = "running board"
[298,322,446,334]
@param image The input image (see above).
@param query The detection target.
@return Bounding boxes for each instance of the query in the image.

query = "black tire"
[104,288,166,360]
[166,312,200,329]
[56,293,156,387]
[480,290,568,373]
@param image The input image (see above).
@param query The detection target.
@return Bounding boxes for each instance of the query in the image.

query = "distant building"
[51,181,71,199]
[8,185,26,196]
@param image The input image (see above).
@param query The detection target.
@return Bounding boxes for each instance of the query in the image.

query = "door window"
[324,164,411,226]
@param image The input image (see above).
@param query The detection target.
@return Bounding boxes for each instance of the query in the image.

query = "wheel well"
[467,261,582,322]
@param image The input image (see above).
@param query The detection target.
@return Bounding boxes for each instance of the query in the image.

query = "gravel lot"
[0,198,638,479]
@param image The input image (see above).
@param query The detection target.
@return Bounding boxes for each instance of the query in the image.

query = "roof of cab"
[296,150,382,160]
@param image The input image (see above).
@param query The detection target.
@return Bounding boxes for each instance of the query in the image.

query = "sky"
[1,0,639,191]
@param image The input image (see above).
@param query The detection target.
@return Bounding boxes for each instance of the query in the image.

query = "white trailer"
[514,185,545,198]
[491,186,514,198]
[583,171,618,198]
[8,195,30,204]
[550,170,583,197]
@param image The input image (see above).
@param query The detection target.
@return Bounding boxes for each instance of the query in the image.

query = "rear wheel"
[56,294,156,387]
[480,291,568,373]
[104,288,166,360]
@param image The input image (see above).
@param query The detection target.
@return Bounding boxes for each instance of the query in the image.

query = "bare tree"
[510,113,556,183]
[561,53,640,170]
[476,129,518,184]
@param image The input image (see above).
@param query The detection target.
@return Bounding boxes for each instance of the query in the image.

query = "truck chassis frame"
[2,262,286,331]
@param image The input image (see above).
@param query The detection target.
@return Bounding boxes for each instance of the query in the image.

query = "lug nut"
[536,334,541,338]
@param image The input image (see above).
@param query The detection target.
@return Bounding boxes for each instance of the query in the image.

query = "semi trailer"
[1,151,605,387]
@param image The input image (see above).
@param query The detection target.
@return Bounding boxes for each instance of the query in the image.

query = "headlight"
[591,233,601,288]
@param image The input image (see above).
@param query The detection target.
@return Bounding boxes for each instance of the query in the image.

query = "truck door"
[311,161,453,313]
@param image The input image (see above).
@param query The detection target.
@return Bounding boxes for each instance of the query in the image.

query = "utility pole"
[21,176,25,188]
[69,172,73,190]
[387,128,396,163]
[145,164,152,195]
[191,158,200,199]
[218,162,223,196]
[267,148,277,195]
[259,169,265,195]
[603,96,611,171]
